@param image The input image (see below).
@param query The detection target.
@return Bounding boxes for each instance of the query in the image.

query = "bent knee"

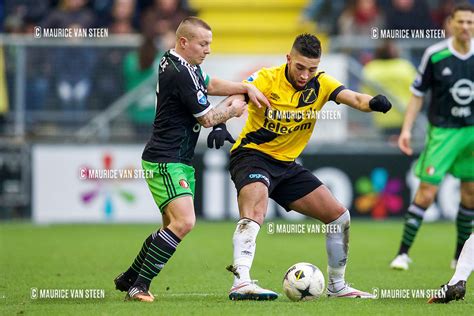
[461,183,474,208]
[415,185,437,207]
[170,217,196,237]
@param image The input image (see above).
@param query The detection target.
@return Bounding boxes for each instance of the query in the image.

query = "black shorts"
[229,148,323,211]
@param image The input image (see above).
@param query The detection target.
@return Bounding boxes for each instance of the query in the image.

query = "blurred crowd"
[5,0,470,37]
[1,0,473,139]
[3,0,194,38]
[2,0,194,137]
[301,0,474,35]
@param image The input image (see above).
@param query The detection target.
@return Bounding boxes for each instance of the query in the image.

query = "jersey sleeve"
[410,49,433,97]
[177,69,212,118]
[243,68,273,96]
[319,72,346,104]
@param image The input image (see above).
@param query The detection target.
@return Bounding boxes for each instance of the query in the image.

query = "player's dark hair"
[450,2,474,18]
[292,34,321,59]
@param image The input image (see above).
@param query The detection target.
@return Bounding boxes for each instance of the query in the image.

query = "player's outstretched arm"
[196,94,246,128]
[398,94,423,156]
[336,90,392,113]
[207,77,271,109]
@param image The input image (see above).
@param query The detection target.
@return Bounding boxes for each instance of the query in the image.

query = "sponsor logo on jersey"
[441,67,452,76]
[449,79,473,106]
[270,92,280,101]
[179,179,189,189]
[451,106,471,117]
[197,90,207,105]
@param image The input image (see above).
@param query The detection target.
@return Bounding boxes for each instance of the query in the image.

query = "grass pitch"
[1,220,472,315]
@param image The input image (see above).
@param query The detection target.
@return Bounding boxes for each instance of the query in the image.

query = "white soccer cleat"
[327,284,375,298]
[450,259,457,269]
[390,254,412,270]
[228,280,278,301]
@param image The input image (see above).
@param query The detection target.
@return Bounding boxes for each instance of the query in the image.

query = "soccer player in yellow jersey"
[211,34,392,300]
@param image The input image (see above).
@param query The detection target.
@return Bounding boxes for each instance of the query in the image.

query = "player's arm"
[196,94,246,128]
[335,89,392,113]
[207,77,270,109]
[398,94,423,156]
[398,46,432,156]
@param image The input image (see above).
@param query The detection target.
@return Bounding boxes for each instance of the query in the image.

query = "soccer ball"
[283,262,325,301]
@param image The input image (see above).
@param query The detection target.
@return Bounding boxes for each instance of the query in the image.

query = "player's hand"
[398,130,413,156]
[369,95,392,113]
[229,98,247,118]
[244,83,271,109]
[207,123,236,149]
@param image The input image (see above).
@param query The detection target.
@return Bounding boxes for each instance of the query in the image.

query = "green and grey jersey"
[142,50,211,165]
[411,37,473,128]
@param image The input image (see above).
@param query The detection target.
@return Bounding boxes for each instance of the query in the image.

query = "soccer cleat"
[229,281,278,301]
[327,284,376,299]
[428,281,466,304]
[125,285,155,302]
[450,259,457,270]
[390,254,412,270]
[114,272,135,292]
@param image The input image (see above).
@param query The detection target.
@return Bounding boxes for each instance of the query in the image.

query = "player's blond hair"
[176,16,212,40]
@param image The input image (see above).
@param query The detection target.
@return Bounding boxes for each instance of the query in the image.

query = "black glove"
[369,94,392,113]
[207,123,235,149]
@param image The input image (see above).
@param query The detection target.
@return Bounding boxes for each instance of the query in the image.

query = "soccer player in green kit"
[390,3,474,271]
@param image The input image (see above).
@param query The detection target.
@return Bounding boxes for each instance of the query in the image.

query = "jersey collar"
[283,64,321,91]
[448,37,474,60]
[169,49,197,70]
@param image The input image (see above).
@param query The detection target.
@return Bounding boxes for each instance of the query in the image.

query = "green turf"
[0,220,472,315]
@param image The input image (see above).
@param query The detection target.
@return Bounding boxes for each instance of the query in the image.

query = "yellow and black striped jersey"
[231,64,345,161]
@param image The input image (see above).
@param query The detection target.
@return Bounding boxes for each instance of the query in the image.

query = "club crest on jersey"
[179,179,189,189]
[297,88,317,107]
[197,90,207,105]
[426,166,435,176]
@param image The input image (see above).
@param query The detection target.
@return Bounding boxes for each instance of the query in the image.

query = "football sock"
[449,234,474,285]
[134,228,181,289]
[455,205,474,259]
[232,218,260,286]
[398,203,426,255]
[124,230,158,280]
[326,209,350,292]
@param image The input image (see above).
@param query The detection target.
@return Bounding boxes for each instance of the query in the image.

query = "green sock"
[398,203,426,255]
[124,230,158,280]
[455,205,474,259]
